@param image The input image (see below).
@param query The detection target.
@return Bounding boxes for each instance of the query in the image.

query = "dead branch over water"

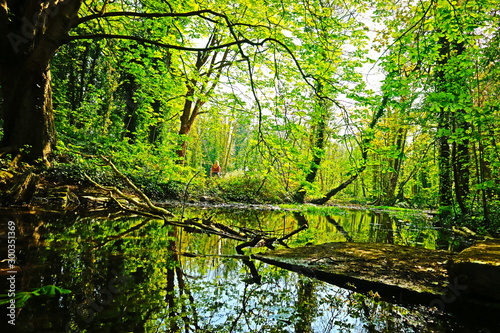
[86,155,307,251]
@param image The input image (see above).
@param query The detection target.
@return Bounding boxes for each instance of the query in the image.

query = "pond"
[0,206,495,332]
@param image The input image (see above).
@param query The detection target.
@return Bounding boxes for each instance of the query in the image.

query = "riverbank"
[1,160,499,238]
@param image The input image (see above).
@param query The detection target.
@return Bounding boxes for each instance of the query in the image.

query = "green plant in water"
[0,285,71,308]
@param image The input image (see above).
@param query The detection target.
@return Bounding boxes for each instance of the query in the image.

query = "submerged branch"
[84,155,308,252]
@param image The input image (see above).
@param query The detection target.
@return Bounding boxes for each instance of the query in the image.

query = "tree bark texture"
[293,102,328,204]
[0,0,82,164]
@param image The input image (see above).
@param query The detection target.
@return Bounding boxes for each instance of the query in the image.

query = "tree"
[293,92,329,203]
[373,0,500,219]
[369,107,409,206]
[312,94,389,204]
[0,0,296,165]
[0,0,82,164]
[176,31,233,160]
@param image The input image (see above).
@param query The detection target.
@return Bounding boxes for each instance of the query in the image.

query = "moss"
[0,170,14,185]
[254,242,453,297]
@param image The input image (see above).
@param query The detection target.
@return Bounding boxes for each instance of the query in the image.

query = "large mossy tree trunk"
[293,98,328,204]
[312,95,389,205]
[0,65,56,164]
[0,0,81,165]
[435,37,469,220]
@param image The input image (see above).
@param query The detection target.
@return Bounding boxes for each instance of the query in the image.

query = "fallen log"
[253,242,453,305]
[252,240,500,317]
[85,155,308,251]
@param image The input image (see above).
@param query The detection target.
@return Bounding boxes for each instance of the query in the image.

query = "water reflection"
[0,208,493,332]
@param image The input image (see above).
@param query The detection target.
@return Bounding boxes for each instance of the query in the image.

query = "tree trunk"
[435,37,464,219]
[122,74,139,144]
[437,108,453,219]
[310,173,362,205]
[477,138,490,224]
[0,66,56,164]
[452,117,470,215]
[312,95,389,205]
[148,100,162,145]
[176,86,204,160]
[293,101,328,204]
[383,127,407,206]
[0,0,82,164]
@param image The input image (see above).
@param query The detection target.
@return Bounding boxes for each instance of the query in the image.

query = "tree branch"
[66,33,248,51]
[75,9,225,27]
[100,155,174,217]
[80,154,308,253]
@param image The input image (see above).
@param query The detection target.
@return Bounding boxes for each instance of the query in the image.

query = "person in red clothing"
[210,161,221,177]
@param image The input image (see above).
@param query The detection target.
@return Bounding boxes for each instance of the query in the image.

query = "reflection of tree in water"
[295,278,316,333]
[165,228,197,331]
[4,211,475,332]
[325,215,354,242]
[0,214,69,331]
[376,213,395,245]
[6,214,151,332]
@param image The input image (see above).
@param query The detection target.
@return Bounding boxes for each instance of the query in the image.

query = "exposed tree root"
[0,170,39,204]
[0,154,41,205]
[85,155,308,252]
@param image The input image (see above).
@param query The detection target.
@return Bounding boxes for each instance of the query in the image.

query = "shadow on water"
[0,208,497,332]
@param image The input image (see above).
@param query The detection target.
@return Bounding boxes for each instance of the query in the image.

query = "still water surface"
[0,206,495,332]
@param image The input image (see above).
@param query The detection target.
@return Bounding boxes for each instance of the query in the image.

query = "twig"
[180,171,200,219]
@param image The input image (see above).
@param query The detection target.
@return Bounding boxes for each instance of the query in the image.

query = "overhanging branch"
[66,33,250,51]
[65,34,300,58]
[76,9,271,30]
[74,8,317,99]
[75,9,225,27]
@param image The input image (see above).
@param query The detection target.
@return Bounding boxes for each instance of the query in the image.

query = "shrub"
[212,171,287,204]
